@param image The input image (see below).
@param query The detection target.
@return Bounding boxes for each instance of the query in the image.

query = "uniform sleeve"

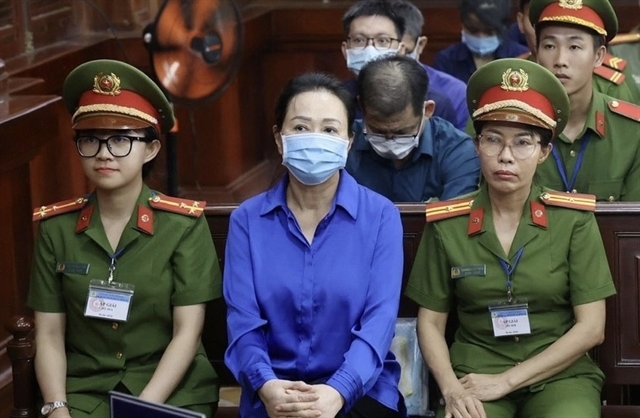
[405,221,454,312]
[621,138,640,201]
[170,215,222,305]
[27,221,66,312]
[569,211,616,305]
[223,207,276,398]
[325,203,403,412]
[438,128,480,200]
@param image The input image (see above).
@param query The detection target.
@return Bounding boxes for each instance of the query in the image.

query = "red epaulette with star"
[602,53,627,71]
[608,99,640,122]
[593,66,625,85]
[425,198,474,222]
[540,191,596,212]
[32,197,88,221]
[148,194,206,217]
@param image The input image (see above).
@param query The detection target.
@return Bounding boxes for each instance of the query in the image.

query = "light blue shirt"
[224,171,404,417]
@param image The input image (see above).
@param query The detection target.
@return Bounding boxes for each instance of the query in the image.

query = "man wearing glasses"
[345,55,480,202]
[340,0,461,129]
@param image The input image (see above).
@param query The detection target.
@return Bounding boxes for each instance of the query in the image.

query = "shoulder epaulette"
[540,191,596,212]
[148,195,206,217]
[32,197,88,221]
[608,99,640,122]
[425,198,474,222]
[602,53,627,71]
[609,32,640,46]
[593,65,625,85]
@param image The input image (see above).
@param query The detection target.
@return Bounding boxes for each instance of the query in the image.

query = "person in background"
[346,55,480,202]
[609,18,640,91]
[340,0,461,129]
[530,0,640,201]
[407,58,615,418]
[224,72,407,418]
[27,60,221,418]
[516,0,640,103]
[434,0,529,83]
[391,0,470,130]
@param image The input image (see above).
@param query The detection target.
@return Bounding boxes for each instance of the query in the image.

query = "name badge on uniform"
[56,262,90,275]
[85,279,134,322]
[451,264,486,279]
[488,302,531,337]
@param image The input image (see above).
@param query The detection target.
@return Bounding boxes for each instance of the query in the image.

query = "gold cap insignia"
[558,0,583,10]
[93,72,121,96]
[501,68,529,92]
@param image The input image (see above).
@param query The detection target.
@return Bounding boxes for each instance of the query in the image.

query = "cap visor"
[72,114,152,131]
[474,110,554,135]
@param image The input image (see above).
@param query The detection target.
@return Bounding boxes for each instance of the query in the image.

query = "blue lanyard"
[551,132,591,193]
[498,247,524,303]
[107,247,126,283]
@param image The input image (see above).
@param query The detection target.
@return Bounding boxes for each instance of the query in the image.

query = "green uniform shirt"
[406,184,615,390]
[27,185,222,414]
[535,90,640,201]
[610,41,640,92]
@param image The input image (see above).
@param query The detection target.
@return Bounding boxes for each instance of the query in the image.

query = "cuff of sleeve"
[326,367,363,412]
[248,363,278,393]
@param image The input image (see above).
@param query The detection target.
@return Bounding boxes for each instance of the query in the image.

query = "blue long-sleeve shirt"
[224,171,404,417]
[423,64,469,131]
[346,117,480,202]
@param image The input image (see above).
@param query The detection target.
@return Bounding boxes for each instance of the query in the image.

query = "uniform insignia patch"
[33,197,88,221]
[426,198,474,222]
[602,53,627,71]
[608,100,640,122]
[148,194,206,217]
[540,191,596,211]
[593,66,625,85]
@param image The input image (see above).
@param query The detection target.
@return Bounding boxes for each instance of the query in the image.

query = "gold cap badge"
[558,0,583,10]
[93,72,121,96]
[501,68,529,92]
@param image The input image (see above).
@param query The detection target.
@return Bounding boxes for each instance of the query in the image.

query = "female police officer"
[406,58,616,418]
[27,60,221,417]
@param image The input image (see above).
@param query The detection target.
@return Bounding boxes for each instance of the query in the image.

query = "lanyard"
[107,247,126,283]
[551,132,591,193]
[498,247,524,303]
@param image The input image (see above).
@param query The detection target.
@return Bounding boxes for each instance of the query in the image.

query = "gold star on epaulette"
[32,197,88,221]
[149,195,206,217]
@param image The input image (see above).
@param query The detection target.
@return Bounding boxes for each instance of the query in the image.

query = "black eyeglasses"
[74,135,147,158]
[477,134,541,160]
[347,35,400,50]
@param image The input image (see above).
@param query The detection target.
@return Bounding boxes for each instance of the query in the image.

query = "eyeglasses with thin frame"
[477,134,541,160]
[364,114,424,143]
[75,135,147,158]
[347,35,400,50]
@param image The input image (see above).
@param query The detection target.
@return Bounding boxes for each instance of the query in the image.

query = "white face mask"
[346,45,399,75]
[364,115,424,160]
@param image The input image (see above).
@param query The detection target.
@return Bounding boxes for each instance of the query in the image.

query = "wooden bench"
[7,202,640,417]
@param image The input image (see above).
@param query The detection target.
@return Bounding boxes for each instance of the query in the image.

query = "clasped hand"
[259,379,344,418]
[443,373,511,418]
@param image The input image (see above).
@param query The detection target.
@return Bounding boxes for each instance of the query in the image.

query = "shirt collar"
[260,171,359,220]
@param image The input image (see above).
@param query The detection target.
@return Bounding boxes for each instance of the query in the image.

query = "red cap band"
[539,3,606,36]
[477,85,556,124]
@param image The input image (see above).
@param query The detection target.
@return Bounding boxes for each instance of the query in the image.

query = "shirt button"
[569,150,576,157]
[571,189,578,193]
[608,196,615,202]
[112,322,119,330]
[515,362,521,366]
[514,336,520,342]
[116,352,123,359]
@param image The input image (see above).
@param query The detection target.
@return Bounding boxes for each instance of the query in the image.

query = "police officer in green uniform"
[27,60,221,418]
[530,0,640,201]
[406,58,615,418]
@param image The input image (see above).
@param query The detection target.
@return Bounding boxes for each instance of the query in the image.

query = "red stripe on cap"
[477,85,556,122]
[539,3,606,35]
[76,90,161,131]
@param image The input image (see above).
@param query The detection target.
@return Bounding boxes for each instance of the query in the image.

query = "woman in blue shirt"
[224,73,406,418]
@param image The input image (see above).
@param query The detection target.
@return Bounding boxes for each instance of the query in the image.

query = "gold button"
[608,196,615,202]
[116,352,123,359]
[611,100,619,108]
[569,150,576,157]
[571,189,578,194]
[112,322,119,330]
[514,336,520,342]
[515,362,521,366]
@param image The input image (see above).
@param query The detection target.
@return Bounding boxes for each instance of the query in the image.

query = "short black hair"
[357,55,428,118]
[390,0,423,40]
[274,73,355,138]
[460,0,511,36]
[342,0,405,39]
[535,22,607,50]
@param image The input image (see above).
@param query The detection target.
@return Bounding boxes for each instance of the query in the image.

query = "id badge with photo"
[488,302,531,337]
[85,279,135,322]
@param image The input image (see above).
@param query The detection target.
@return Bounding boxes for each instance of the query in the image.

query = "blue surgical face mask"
[346,45,398,75]
[461,30,501,56]
[281,132,349,185]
